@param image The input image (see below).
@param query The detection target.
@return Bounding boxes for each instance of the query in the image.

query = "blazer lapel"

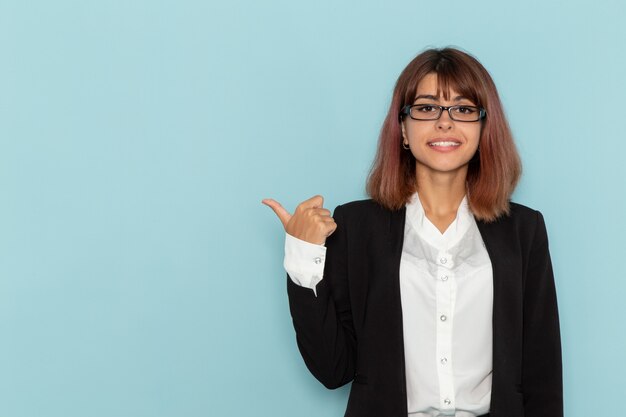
[476,218,524,414]
[390,206,409,414]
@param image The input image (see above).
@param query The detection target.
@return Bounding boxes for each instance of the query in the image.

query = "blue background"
[1,1,624,416]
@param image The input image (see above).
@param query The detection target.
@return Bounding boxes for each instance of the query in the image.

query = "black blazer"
[287,199,562,417]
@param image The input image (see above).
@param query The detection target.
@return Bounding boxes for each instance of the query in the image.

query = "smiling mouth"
[428,141,461,147]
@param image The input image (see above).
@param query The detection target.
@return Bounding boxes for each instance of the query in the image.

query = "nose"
[436,109,453,130]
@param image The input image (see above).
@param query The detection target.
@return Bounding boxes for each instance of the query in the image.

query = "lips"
[429,141,460,147]
[427,138,462,147]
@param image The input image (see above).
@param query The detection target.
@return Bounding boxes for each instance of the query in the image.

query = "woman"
[263,47,562,417]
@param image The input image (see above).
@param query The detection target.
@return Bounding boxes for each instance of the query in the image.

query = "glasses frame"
[400,104,487,122]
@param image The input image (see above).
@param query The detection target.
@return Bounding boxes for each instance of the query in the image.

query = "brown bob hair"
[366,47,521,222]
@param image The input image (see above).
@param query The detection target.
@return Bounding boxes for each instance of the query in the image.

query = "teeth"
[429,141,460,147]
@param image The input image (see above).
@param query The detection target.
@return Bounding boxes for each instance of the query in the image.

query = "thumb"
[261,198,292,229]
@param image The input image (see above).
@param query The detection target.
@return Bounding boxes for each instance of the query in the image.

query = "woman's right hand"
[262,195,337,245]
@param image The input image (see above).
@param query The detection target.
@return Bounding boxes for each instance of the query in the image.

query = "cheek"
[405,125,429,142]
[464,126,482,146]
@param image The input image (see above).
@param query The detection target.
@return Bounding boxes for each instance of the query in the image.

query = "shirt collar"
[405,192,473,249]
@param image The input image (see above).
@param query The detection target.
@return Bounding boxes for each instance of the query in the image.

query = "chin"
[415,157,473,173]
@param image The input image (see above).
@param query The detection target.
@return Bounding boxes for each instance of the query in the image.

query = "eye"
[414,104,439,113]
[455,106,477,114]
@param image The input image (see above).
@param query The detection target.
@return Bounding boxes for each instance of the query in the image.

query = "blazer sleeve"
[286,204,356,389]
[522,211,564,416]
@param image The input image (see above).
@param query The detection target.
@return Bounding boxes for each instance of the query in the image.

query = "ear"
[400,121,407,139]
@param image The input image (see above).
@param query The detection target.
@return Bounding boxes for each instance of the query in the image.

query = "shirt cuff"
[284,233,327,296]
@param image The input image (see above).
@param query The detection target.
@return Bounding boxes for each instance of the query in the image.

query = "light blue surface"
[1,1,624,416]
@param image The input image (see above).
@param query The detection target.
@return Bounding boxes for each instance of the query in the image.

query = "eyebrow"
[413,94,469,102]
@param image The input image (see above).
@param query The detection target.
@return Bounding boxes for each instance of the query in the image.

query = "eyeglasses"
[400,104,487,122]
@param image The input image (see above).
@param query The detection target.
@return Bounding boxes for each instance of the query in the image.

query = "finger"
[318,217,337,231]
[308,208,331,217]
[322,222,337,237]
[298,194,324,210]
[261,198,292,229]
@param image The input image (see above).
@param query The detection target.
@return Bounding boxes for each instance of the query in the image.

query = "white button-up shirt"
[284,193,493,417]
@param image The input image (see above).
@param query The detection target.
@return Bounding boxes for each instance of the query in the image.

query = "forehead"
[414,73,463,100]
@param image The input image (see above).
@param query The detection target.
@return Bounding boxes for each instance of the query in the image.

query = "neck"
[414,165,468,219]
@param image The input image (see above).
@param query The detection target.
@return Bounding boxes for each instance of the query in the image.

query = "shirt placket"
[436,250,456,414]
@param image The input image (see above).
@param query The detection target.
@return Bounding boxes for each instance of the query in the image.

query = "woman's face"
[401,72,482,178]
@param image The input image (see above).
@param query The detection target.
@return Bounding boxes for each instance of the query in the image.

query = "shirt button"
[440,315,447,321]
[441,275,448,281]
[314,257,322,264]
[444,398,451,405]
[440,357,448,364]
[439,257,447,264]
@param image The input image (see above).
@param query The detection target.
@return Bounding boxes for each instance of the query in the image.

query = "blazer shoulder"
[508,201,542,221]
[336,198,398,219]
[338,198,385,212]
[333,198,402,231]
[483,201,547,243]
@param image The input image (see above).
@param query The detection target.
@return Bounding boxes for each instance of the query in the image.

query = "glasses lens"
[451,106,480,121]
[410,105,441,120]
